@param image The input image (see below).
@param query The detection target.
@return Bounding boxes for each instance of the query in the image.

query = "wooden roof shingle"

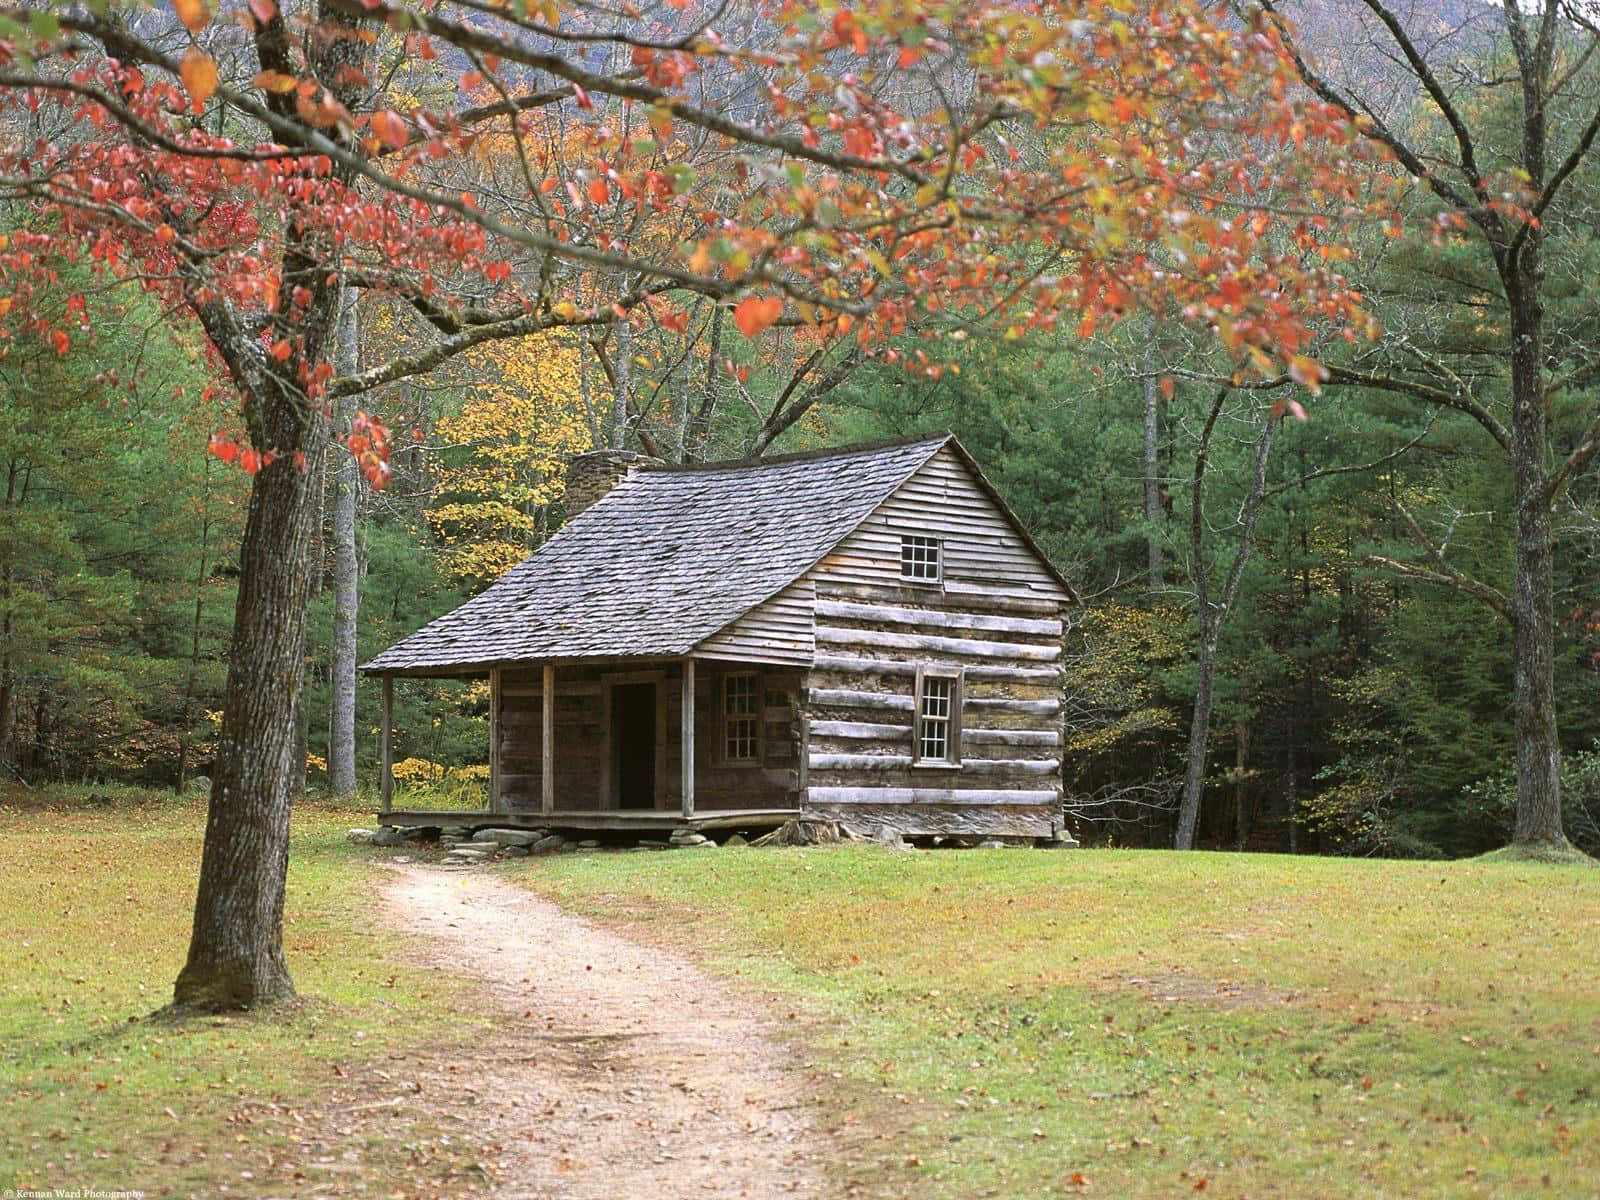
[362,435,952,675]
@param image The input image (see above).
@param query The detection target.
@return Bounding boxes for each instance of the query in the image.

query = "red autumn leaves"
[733,295,783,338]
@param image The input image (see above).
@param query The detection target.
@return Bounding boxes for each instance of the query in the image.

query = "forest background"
[2,0,1597,859]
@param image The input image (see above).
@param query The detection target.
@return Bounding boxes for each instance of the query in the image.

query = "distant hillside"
[1275,0,1501,98]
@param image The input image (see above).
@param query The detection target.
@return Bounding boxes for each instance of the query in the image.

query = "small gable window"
[914,666,962,765]
[900,534,941,582]
[722,672,761,764]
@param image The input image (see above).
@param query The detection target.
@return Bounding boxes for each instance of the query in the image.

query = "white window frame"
[913,664,963,766]
[721,671,762,765]
[900,534,942,583]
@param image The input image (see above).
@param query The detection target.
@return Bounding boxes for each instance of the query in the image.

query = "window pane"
[919,676,952,761]
[900,534,940,580]
[725,674,759,761]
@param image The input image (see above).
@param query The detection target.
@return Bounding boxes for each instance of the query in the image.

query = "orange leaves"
[1286,354,1325,392]
[370,109,409,150]
[53,329,69,356]
[251,71,297,95]
[587,176,611,205]
[245,0,278,25]
[179,45,217,108]
[733,295,783,338]
[174,0,211,35]
[1270,395,1309,422]
[347,411,392,489]
[207,432,238,465]
[206,432,274,475]
[294,83,354,132]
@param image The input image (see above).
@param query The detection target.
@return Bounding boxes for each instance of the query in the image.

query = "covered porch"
[371,655,804,830]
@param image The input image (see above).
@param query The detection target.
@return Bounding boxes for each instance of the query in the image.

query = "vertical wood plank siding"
[796,446,1069,838]
[488,667,502,812]
[379,676,393,814]
[496,663,804,812]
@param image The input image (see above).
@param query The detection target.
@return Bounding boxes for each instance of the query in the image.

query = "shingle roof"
[362,434,953,675]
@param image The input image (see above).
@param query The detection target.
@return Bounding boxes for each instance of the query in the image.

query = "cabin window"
[722,672,761,764]
[914,666,962,765]
[900,534,941,582]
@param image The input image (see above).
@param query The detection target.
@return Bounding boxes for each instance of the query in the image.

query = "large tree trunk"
[327,286,360,797]
[173,422,327,1009]
[173,0,372,1009]
[1508,280,1565,847]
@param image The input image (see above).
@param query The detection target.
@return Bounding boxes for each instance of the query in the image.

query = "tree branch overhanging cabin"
[362,434,1078,839]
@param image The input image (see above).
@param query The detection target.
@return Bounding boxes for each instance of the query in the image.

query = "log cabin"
[362,433,1077,839]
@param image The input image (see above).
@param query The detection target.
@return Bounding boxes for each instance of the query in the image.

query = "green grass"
[0,787,483,1198]
[516,845,1600,1199]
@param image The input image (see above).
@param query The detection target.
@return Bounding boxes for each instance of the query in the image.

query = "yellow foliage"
[429,332,599,585]
[391,757,447,783]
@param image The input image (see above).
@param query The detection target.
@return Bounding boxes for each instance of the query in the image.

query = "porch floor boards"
[378,808,800,833]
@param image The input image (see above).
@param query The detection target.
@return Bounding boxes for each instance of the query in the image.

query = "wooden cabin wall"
[498,666,605,809]
[664,663,804,811]
[800,447,1068,838]
[496,663,802,812]
[695,578,816,665]
[818,446,1065,594]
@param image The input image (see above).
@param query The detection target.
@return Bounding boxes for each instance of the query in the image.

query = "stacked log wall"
[798,446,1068,838]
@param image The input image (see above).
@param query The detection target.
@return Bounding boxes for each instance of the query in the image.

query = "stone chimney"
[564,449,656,518]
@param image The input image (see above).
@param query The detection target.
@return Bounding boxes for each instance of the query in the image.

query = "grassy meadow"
[517,844,1600,1199]
[0,787,484,1198]
[3,790,1596,1198]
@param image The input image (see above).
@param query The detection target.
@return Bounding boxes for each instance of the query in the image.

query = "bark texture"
[173,0,369,1009]
[328,285,361,797]
[173,408,328,1009]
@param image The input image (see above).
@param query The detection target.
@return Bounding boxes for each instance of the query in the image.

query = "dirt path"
[372,862,827,1199]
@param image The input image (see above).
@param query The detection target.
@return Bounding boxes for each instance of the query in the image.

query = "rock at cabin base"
[503,845,531,858]
[530,834,566,854]
[576,839,602,849]
[472,828,539,847]
[372,826,407,847]
[347,828,376,845]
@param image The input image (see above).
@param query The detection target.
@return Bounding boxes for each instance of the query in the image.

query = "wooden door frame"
[599,669,668,810]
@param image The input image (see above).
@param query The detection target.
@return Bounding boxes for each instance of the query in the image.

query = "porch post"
[379,675,393,814]
[488,667,502,812]
[681,657,695,819]
[541,663,555,815]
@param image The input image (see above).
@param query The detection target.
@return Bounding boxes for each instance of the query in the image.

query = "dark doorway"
[612,683,656,809]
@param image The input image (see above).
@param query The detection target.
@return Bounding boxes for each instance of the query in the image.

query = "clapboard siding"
[812,446,1069,598]
[696,578,816,665]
